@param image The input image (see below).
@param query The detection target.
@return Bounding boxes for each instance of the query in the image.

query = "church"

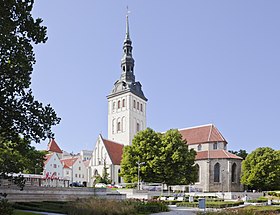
[88,15,243,192]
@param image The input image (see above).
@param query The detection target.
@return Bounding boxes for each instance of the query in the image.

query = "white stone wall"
[108,92,146,146]
[44,153,63,179]
[63,157,87,184]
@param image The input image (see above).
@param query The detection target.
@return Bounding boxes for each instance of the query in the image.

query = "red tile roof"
[47,139,63,154]
[195,150,242,160]
[102,137,124,165]
[179,124,227,145]
[60,157,78,168]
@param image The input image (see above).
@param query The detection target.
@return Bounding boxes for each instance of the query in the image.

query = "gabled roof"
[195,150,242,160]
[101,136,124,165]
[47,139,63,154]
[60,157,78,168]
[179,124,227,145]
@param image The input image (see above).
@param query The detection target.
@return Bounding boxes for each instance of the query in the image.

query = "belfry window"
[137,102,139,110]
[117,122,121,132]
[118,100,121,109]
[140,104,143,112]
[136,122,140,132]
[122,99,125,107]
[133,100,136,108]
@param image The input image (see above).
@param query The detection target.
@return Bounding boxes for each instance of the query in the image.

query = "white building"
[61,156,87,185]
[88,135,123,186]
[80,150,93,161]
[43,153,63,179]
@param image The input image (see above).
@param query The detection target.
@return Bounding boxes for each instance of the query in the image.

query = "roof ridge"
[178,124,214,131]
[207,124,213,142]
[102,137,124,146]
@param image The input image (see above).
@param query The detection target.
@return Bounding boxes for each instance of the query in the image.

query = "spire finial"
[125,6,131,41]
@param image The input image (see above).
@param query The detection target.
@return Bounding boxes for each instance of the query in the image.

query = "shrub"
[0,199,13,215]
[67,198,168,215]
[177,201,244,208]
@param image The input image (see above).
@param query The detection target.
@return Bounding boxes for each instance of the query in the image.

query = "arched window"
[122,117,126,132]
[197,144,202,151]
[117,100,121,109]
[136,122,140,132]
[117,122,121,132]
[214,163,220,182]
[213,142,218,150]
[195,164,200,182]
[133,100,136,109]
[113,102,116,110]
[140,103,143,112]
[232,163,237,183]
[122,99,125,107]
[137,102,139,110]
[112,119,115,134]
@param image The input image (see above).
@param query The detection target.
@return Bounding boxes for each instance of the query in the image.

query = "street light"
[136,161,145,190]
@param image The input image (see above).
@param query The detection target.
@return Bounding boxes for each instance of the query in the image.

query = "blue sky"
[31,1,280,153]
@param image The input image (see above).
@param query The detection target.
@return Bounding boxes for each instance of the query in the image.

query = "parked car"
[70,182,84,187]
[95,183,107,188]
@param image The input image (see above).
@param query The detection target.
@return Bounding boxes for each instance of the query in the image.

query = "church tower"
[107,15,147,146]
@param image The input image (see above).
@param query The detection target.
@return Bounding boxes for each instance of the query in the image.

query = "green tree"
[0,0,60,145]
[95,159,111,185]
[120,128,197,186]
[0,2,60,212]
[241,147,280,191]
[229,149,248,160]
[0,138,46,175]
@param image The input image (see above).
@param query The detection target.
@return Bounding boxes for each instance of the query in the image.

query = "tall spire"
[107,11,147,102]
[125,14,130,41]
[120,12,135,84]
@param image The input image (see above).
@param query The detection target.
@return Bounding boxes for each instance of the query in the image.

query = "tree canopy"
[120,128,197,186]
[229,149,248,160]
[0,0,60,144]
[241,147,280,191]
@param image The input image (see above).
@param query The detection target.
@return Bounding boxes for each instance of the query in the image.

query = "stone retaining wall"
[0,186,125,202]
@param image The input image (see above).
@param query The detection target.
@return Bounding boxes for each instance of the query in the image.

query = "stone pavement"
[150,206,206,215]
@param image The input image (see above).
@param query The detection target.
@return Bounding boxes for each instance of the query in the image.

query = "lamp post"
[136,161,145,190]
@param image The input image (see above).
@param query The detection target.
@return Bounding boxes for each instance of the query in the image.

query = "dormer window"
[197,144,202,151]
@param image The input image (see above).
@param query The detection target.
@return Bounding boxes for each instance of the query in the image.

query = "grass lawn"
[13,210,39,215]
